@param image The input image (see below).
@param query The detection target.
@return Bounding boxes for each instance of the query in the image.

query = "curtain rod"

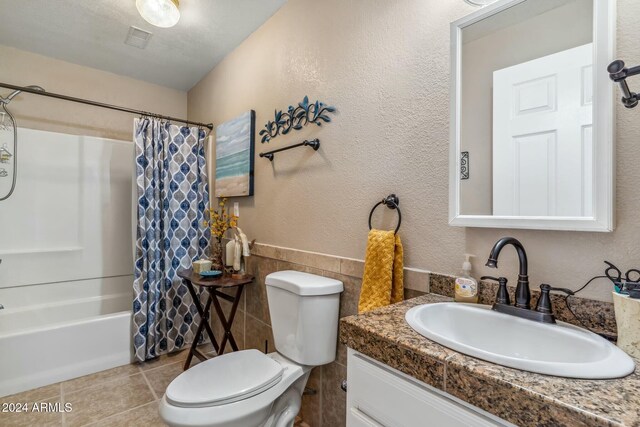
[0,82,214,130]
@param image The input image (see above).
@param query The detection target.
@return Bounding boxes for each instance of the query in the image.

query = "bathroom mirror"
[449,0,616,231]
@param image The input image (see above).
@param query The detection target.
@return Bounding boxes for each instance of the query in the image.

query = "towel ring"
[368,194,401,234]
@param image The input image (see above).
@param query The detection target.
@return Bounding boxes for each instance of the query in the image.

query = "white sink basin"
[405,303,635,379]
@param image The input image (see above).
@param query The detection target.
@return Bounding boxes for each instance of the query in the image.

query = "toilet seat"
[166,349,284,408]
[160,353,310,427]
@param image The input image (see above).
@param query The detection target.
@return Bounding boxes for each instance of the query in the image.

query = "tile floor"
[1,346,310,427]
[0,347,201,427]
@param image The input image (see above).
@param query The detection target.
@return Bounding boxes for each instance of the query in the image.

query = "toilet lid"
[166,349,284,408]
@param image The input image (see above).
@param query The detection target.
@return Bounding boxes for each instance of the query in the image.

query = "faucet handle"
[481,276,510,305]
[535,284,553,314]
[535,284,575,314]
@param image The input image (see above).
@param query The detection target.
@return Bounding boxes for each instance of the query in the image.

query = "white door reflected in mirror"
[449,0,615,232]
[493,44,593,217]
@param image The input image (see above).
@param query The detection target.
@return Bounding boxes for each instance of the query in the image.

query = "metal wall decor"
[259,96,336,143]
[460,151,470,180]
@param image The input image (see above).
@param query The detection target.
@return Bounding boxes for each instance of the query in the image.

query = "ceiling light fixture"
[136,0,180,28]
[464,0,498,6]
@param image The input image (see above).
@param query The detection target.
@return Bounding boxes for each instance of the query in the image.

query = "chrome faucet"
[484,237,573,324]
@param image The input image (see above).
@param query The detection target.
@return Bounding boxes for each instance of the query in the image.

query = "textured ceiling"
[0,0,287,91]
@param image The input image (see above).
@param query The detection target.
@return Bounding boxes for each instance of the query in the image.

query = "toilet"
[159,270,344,427]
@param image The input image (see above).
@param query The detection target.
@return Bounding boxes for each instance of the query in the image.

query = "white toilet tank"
[265,270,344,366]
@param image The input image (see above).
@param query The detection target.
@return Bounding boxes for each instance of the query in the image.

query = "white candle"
[225,239,236,267]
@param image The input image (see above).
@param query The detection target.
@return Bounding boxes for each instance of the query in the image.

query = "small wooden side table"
[177,269,254,370]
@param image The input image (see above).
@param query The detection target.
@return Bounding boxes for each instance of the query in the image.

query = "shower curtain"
[132,118,210,362]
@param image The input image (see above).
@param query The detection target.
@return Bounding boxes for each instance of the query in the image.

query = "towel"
[235,227,251,256]
[358,229,404,314]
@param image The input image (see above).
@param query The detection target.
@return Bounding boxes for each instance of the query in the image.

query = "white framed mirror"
[449,0,616,231]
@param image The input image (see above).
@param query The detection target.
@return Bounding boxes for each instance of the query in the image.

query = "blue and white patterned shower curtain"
[132,118,210,362]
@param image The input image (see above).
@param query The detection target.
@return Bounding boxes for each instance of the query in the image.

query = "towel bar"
[259,138,320,161]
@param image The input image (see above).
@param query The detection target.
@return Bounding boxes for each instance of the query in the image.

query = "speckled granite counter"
[339,294,640,427]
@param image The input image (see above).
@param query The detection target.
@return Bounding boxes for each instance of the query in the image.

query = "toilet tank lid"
[266,270,344,296]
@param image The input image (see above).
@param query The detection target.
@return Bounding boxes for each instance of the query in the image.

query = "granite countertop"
[339,294,640,427]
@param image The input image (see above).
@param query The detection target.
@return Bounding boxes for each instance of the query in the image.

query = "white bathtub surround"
[0,128,134,397]
[0,129,134,288]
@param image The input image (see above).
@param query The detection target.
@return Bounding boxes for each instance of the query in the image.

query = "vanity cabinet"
[346,349,512,427]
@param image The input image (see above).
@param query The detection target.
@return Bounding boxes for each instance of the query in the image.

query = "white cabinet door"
[348,407,385,427]
[346,349,512,427]
[493,43,593,217]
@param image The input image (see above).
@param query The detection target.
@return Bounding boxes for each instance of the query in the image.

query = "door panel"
[493,43,593,217]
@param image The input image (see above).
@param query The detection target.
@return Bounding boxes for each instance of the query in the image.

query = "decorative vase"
[210,239,224,271]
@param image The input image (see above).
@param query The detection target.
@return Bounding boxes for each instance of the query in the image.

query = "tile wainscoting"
[225,243,430,427]
[232,242,619,427]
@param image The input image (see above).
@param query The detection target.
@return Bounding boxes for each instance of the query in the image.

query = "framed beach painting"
[214,110,255,197]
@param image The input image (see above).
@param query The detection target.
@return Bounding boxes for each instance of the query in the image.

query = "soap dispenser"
[455,254,479,303]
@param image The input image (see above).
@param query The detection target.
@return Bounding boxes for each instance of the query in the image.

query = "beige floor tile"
[89,400,167,427]
[0,396,63,427]
[143,362,185,398]
[64,374,155,427]
[138,350,188,371]
[1,383,61,403]
[62,364,141,394]
[196,342,216,355]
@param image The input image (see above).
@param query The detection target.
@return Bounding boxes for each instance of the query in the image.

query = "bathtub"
[0,276,134,397]
[0,128,135,397]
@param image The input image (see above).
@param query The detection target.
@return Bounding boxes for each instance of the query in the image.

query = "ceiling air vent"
[125,26,153,49]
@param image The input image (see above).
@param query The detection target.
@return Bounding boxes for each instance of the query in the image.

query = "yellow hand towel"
[358,229,404,314]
